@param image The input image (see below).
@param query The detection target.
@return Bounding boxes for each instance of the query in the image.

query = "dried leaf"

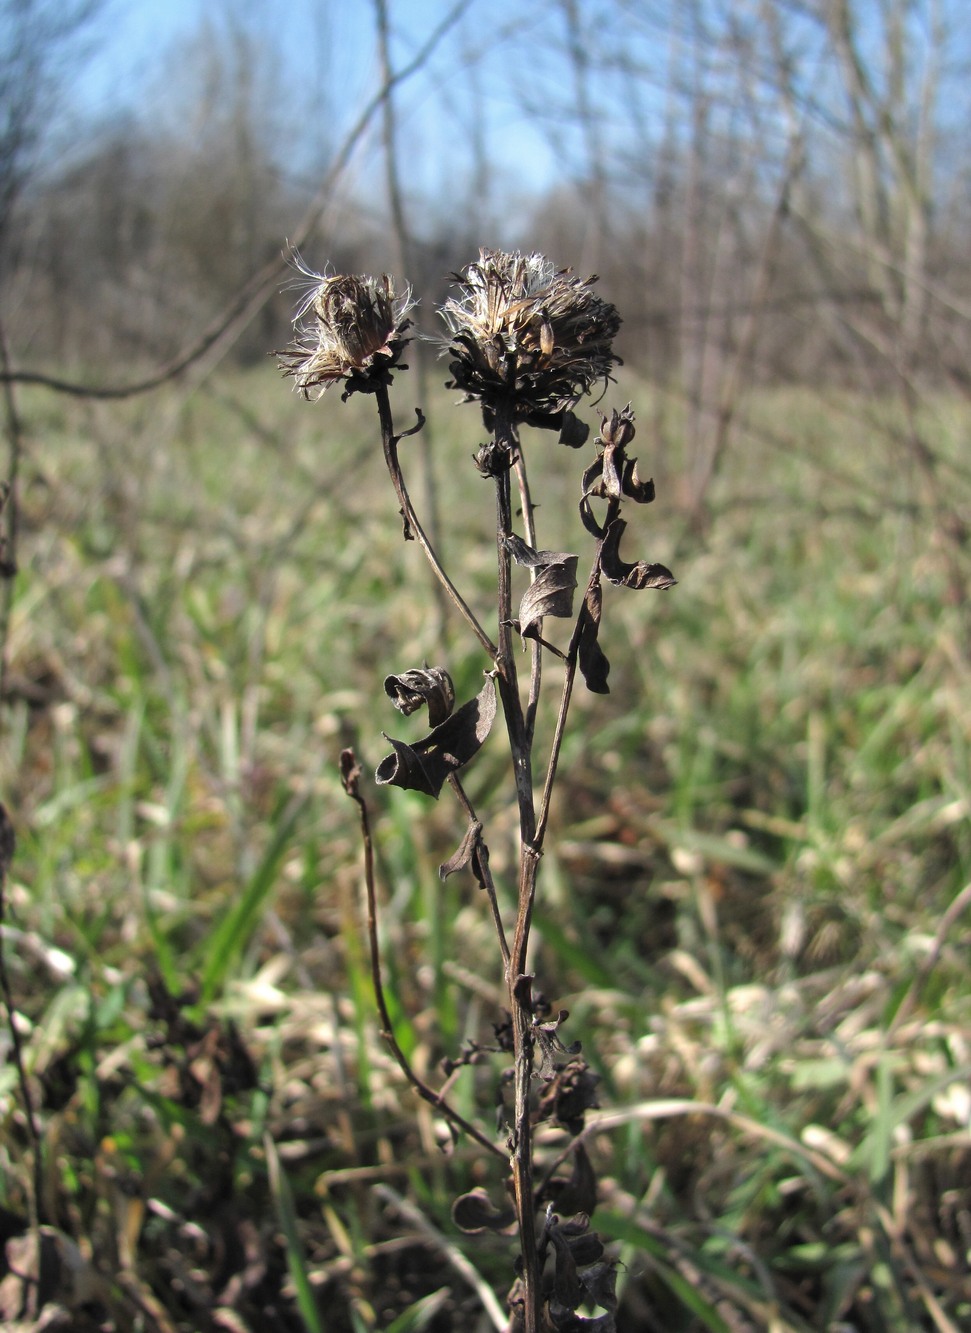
[505,533,573,571]
[600,442,625,500]
[506,534,579,639]
[537,1061,601,1135]
[384,666,455,727]
[451,1188,516,1233]
[601,518,675,590]
[577,582,610,695]
[581,1262,618,1314]
[518,562,579,638]
[621,457,655,503]
[439,820,490,888]
[549,1220,584,1310]
[558,411,589,448]
[541,1144,598,1217]
[533,1009,582,1081]
[375,678,496,798]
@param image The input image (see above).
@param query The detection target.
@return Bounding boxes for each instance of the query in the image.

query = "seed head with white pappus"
[440,249,621,427]
[279,261,414,400]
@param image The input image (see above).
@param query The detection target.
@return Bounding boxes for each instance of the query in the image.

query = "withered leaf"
[518,562,578,638]
[505,533,574,572]
[549,1220,584,1311]
[537,1060,601,1135]
[533,1009,582,1081]
[577,582,610,694]
[384,666,455,727]
[621,457,655,503]
[506,533,579,640]
[600,441,625,500]
[439,819,490,889]
[542,1143,598,1217]
[558,411,589,448]
[601,518,675,591]
[375,678,496,799]
[451,1188,516,1233]
[579,458,607,538]
[580,1262,618,1315]
[545,1214,609,1324]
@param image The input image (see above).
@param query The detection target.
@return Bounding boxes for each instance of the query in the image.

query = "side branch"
[339,750,504,1162]
[375,387,497,658]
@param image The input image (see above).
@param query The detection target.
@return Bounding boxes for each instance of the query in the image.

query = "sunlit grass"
[0,369,969,1329]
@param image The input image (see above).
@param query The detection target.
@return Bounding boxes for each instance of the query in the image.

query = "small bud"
[598,405,636,450]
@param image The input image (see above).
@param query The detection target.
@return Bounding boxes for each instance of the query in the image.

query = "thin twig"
[534,497,619,850]
[375,383,496,657]
[447,773,510,969]
[340,751,504,1163]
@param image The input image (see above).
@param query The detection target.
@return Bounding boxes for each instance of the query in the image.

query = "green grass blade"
[384,1288,450,1331]
[197,791,307,1007]
[264,1133,325,1333]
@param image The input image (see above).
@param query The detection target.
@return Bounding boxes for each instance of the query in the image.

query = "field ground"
[0,366,969,1331]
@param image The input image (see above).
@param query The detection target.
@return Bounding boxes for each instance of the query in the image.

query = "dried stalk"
[282,249,673,1332]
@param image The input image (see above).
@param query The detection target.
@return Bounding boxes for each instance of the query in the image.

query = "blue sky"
[70,0,562,207]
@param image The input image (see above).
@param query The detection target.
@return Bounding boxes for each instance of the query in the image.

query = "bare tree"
[0,0,104,245]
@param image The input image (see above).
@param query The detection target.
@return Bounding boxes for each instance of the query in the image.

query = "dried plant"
[280,246,675,1332]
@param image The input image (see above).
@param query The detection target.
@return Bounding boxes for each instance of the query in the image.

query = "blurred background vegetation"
[0,1,969,1330]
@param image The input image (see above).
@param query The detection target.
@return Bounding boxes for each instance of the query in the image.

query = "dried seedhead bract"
[440,248,622,427]
[279,260,414,400]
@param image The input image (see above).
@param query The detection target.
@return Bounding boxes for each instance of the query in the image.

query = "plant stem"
[491,404,542,1332]
[513,450,543,744]
[340,751,504,1163]
[447,773,510,969]
[375,383,496,658]
[535,499,619,850]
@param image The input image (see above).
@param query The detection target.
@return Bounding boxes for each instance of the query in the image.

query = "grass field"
[0,365,969,1331]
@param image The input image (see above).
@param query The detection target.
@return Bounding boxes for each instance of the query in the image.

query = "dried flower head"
[279,259,414,399]
[440,249,621,426]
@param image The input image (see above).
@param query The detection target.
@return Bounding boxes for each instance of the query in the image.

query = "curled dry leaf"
[558,411,590,448]
[384,666,455,727]
[375,678,497,798]
[601,518,675,591]
[505,533,579,640]
[540,1143,599,1218]
[451,1187,516,1233]
[533,1009,582,1081]
[439,819,490,887]
[536,1060,601,1135]
[577,581,610,695]
[544,1213,613,1328]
